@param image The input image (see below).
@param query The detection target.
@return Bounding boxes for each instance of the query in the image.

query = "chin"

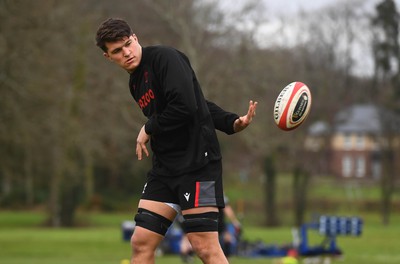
[125,64,137,72]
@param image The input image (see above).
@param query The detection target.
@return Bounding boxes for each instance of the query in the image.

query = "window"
[355,156,365,177]
[355,134,365,150]
[372,161,381,180]
[343,133,352,150]
[342,155,352,177]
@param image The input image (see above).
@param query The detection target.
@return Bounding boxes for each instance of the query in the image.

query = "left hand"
[136,125,150,160]
[233,100,258,133]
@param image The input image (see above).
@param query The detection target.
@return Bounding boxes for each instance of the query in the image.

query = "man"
[95,18,257,264]
[219,196,241,258]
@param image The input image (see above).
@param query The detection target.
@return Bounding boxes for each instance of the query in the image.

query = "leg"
[131,200,177,264]
[131,226,163,264]
[180,234,194,263]
[222,231,233,257]
[182,207,228,264]
[187,231,228,264]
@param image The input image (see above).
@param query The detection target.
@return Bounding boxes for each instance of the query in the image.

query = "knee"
[131,208,173,255]
[190,239,208,255]
[189,236,219,260]
[130,231,149,254]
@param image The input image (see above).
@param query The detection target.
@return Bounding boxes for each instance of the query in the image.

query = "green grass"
[1,174,399,263]
[0,211,399,264]
[0,227,130,264]
[223,173,400,226]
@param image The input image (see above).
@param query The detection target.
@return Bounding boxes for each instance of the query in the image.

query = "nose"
[123,47,131,57]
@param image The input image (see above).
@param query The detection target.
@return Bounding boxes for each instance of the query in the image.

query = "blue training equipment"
[298,215,363,256]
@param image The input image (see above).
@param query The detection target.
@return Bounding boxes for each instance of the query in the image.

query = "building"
[305,104,400,180]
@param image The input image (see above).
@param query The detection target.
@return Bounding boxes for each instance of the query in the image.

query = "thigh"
[178,161,225,210]
[186,231,221,252]
[138,199,178,221]
[182,206,218,215]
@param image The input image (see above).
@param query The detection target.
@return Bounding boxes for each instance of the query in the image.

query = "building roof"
[334,104,382,134]
[308,121,330,136]
[307,104,400,135]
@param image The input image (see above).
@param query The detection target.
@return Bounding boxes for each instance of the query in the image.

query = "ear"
[103,52,112,61]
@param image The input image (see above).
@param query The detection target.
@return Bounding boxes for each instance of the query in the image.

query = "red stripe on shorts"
[195,181,200,207]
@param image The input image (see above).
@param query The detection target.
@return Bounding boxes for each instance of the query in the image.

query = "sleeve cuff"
[144,121,153,135]
[228,114,240,135]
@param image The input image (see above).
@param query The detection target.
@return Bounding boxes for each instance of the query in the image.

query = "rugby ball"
[273,82,312,131]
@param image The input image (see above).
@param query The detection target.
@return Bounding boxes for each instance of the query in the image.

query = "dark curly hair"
[95,18,133,52]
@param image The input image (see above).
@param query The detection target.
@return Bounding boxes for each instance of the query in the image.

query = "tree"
[264,155,279,226]
[2,0,393,227]
[371,0,400,105]
[292,166,309,227]
[371,0,400,226]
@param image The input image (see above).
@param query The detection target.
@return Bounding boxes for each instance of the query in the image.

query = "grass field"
[0,211,399,264]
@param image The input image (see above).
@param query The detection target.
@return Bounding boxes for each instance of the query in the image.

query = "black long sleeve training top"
[129,46,239,177]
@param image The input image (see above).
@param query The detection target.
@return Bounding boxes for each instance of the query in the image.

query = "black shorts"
[141,160,225,210]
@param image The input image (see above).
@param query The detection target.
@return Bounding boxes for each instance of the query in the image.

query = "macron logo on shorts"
[142,183,147,194]
[184,193,190,202]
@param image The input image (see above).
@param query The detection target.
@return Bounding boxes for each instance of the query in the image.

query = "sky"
[260,0,400,76]
[265,0,341,14]
[265,0,400,14]
[217,0,400,76]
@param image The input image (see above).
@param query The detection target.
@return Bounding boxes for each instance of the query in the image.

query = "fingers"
[136,125,150,160]
[136,144,141,160]
[248,100,258,118]
[136,143,149,160]
[245,100,258,123]
[233,100,258,133]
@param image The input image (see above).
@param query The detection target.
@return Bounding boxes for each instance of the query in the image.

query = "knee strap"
[182,212,219,233]
[134,208,172,236]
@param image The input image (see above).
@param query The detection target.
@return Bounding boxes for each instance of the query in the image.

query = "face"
[104,35,142,73]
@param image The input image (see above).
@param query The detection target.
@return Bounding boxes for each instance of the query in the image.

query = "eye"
[111,48,122,54]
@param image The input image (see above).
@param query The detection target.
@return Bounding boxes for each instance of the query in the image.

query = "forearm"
[206,100,239,134]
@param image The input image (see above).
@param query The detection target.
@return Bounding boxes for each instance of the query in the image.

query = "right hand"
[233,100,258,133]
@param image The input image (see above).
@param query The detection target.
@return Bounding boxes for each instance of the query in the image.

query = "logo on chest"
[138,89,155,109]
[138,70,157,109]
